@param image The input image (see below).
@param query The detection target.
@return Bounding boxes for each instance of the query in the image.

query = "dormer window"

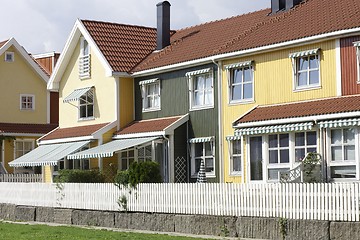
[79,37,90,79]
[5,51,14,62]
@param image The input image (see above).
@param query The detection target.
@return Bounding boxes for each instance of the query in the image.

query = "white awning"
[225,61,252,70]
[319,118,360,129]
[185,68,211,77]
[289,48,320,58]
[63,87,92,103]
[189,136,214,143]
[68,137,159,159]
[235,122,314,136]
[226,135,242,141]
[9,141,90,167]
[354,42,360,47]
[139,78,159,85]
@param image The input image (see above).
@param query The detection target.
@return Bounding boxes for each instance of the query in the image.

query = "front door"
[249,136,263,181]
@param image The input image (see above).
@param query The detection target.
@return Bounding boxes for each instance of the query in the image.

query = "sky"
[0,0,270,55]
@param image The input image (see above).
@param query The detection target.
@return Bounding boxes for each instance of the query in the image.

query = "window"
[140,80,160,111]
[14,140,34,158]
[228,65,253,102]
[230,139,242,175]
[20,95,35,110]
[187,69,213,110]
[294,131,317,161]
[137,144,152,162]
[268,134,290,180]
[5,51,14,62]
[290,49,320,90]
[120,149,135,170]
[329,128,356,179]
[79,89,94,119]
[191,140,215,177]
[79,37,90,78]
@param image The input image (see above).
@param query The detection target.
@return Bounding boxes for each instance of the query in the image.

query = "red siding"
[341,36,360,95]
[50,92,59,124]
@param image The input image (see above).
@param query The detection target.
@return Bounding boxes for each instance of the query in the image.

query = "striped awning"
[9,141,90,167]
[319,118,360,129]
[289,48,320,58]
[225,61,252,70]
[189,136,214,143]
[185,68,211,77]
[235,122,314,136]
[63,87,92,103]
[226,135,242,141]
[139,78,159,85]
[68,137,158,159]
[354,42,360,47]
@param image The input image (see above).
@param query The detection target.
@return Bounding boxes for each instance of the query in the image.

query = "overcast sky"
[0,0,270,54]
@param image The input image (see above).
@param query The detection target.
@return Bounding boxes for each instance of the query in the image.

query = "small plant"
[54,169,106,183]
[278,217,287,240]
[302,152,322,183]
[219,224,229,237]
[55,182,65,207]
[117,194,128,212]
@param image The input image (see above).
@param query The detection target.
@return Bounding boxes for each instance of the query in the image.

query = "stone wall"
[0,203,357,240]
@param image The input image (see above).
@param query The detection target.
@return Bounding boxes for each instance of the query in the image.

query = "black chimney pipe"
[156,1,171,50]
[271,0,285,14]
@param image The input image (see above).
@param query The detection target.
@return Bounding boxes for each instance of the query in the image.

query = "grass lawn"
[0,222,211,240]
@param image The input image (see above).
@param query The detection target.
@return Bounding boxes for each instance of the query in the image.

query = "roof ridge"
[81,19,161,32]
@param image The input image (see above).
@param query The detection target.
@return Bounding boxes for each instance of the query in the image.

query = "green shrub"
[115,161,162,188]
[55,169,106,183]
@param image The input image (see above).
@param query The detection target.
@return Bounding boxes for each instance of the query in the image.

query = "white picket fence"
[0,174,42,182]
[0,182,359,221]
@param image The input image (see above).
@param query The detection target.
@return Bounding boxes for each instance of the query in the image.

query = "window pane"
[195,143,202,158]
[74,160,80,169]
[269,150,278,164]
[295,149,305,162]
[243,83,253,99]
[331,129,342,145]
[309,55,318,69]
[279,134,289,147]
[145,145,152,157]
[299,57,309,70]
[307,147,317,154]
[121,152,127,158]
[344,128,355,144]
[147,97,152,108]
[87,91,94,103]
[243,68,251,82]
[307,132,317,145]
[121,158,128,170]
[87,105,93,117]
[309,70,319,85]
[129,150,134,157]
[195,76,204,90]
[204,90,213,105]
[194,91,203,106]
[205,158,214,172]
[83,159,90,170]
[195,158,201,173]
[233,140,241,155]
[331,146,342,161]
[231,85,242,100]
[295,132,305,146]
[298,72,308,86]
[280,149,289,163]
[269,135,277,148]
[345,146,355,161]
[205,142,212,156]
[233,156,241,172]
[205,75,212,88]
[268,168,289,180]
[24,142,33,152]
[233,69,242,84]
[80,106,87,118]
[330,166,356,179]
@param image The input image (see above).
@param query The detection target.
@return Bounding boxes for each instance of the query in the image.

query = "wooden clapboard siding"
[340,36,360,95]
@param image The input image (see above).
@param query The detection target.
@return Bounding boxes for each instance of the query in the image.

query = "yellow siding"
[222,40,337,183]
[43,166,53,183]
[102,127,117,144]
[58,38,117,128]
[0,46,48,124]
[120,77,134,128]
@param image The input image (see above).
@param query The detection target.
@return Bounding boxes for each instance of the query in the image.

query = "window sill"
[293,85,321,92]
[229,172,242,177]
[79,75,91,80]
[189,105,214,112]
[142,108,161,113]
[228,99,254,106]
[20,109,35,111]
[78,117,95,122]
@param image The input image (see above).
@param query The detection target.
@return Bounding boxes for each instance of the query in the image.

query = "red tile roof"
[133,0,360,72]
[0,39,8,48]
[41,123,109,141]
[235,95,360,124]
[115,116,182,135]
[81,20,174,73]
[0,123,57,135]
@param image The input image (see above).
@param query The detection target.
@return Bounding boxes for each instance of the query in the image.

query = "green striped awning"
[235,122,314,136]
[319,118,360,129]
[225,61,252,70]
[139,78,159,85]
[185,68,211,77]
[354,42,360,47]
[226,135,242,141]
[189,136,214,143]
[9,141,90,167]
[68,137,158,159]
[63,87,92,103]
[289,48,320,58]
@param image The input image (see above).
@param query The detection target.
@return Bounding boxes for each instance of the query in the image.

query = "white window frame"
[294,131,318,162]
[292,53,321,91]
[354,42,360,83]
[5,51,14,62]
[79,37,91,79]
[13,139,35,159]
[20,94,35,110]
[227,65,254,104]
[190,140,215,178]
[327,127,358,180]
[229,138,242,176]
[118,148,135,170]
[141,80,161,112]
[78,88,94,121]
[188,71,214,111]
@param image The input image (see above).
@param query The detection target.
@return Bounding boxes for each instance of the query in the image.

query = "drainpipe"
[163,134,172,183]
[212,58,224,183]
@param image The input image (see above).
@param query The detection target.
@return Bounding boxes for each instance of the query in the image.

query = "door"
[249,136,263,181]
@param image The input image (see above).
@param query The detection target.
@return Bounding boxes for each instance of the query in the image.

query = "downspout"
[212,58,224,183]
[163,134,171,183]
